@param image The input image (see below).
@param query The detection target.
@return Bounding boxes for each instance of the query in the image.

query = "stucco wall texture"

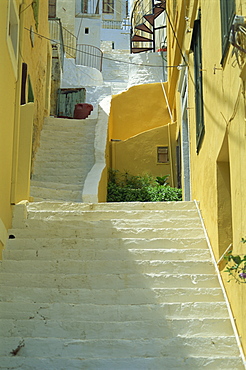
[167,0,246,357]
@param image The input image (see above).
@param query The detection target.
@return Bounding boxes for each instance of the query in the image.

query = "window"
[157,147,169,163]
[220,0,235,62]
[103,0,114,14]
[7,0,19,76]
[191,12,204,151]
[48,0,56,18]
[85,27,89,34]
[32,0,39,30]
[81,0,88,13]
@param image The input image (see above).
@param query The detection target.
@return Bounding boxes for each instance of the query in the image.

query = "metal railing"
[62,26,77,58]
[49,18,65,67]
[102,20,122,29]
[49,18,77,60]
[76,44,103,71]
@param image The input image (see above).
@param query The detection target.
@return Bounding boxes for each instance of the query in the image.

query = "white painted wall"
[101,28,130,50]
[75,17,101,48]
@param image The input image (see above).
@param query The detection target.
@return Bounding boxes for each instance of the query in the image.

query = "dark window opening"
[157,146,169,163]
[48,0,56,18]
[191,12,204,152]
[103,0,114,14]
[85,28,89,34]
[220,0,235,63]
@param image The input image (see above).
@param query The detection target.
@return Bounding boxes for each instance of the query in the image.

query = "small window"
[103,0,114,14]
[157,147,169,163]
[85,28,89,34]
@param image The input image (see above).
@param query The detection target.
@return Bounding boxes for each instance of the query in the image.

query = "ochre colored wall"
[111,123,177,187]
[108,82,170,141]
[168,0,246,356]
[21,1,51,171]
[0,0,51,256]
[0,0,19,252]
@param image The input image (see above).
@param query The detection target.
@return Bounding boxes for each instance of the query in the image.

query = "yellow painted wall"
[108,82,170,141]
[21,0,51,171]
[0,0,21,252]
[111,123,177,187]
[168,0,246,356]
[0,0,51,256]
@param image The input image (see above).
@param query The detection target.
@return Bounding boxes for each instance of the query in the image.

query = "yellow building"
[165,0,246,356]
[0,0,51,257]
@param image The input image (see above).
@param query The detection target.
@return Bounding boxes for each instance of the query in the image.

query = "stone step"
[27,200,198,211]
[26,208,200,221]
[34,154,94,165]
[8,226,206,239]
[44,116,97,127]
[33,151,93,161]
[31,174,86,184]
[36,144,94,152]
[30,187,82,202]
[0,301,231,321]
[0,272,219,290]
[0,259,215,275]
[33,166,93,177]
[0,355,243,370]
[3,248,211,262]
[1,318,235,339]
[30,181,82,192]
[0,282,223,302]
[18,218,203,230]
[40,129,95,139]
[6,237,208,250]
[0,336,241,358]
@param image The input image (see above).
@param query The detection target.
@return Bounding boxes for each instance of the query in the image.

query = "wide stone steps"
[0,355,242,370]
[0,301,230,320]
[0,201,244,369]
[0,272,220,289]
[1,318,235,339]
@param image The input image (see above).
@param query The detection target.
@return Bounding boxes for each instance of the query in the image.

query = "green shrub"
[107,170,182,202]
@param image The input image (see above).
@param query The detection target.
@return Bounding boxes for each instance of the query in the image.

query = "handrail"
[76,44,103,71]
[49,18,65,67]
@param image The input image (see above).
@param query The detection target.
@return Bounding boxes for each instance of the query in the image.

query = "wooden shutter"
[220,0,235,59]
[191,15,205,151]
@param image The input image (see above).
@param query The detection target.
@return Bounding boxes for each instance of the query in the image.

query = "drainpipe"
[160,81,175,187]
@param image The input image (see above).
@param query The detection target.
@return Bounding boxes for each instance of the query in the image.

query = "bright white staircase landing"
[0,201,245,369]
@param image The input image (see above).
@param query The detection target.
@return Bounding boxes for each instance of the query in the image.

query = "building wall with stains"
[0,0,51,257]
[167,0,246,355]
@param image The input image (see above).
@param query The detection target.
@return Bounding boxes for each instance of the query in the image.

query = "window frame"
[191,13,204,152]
[220,0,235,64]
[6,0,19,78]
[157,146,169,164]
[103,0,114,14]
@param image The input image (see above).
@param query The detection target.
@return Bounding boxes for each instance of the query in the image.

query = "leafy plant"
[156,175,169,186]
[224,238,246,283]
[107,170,182,202]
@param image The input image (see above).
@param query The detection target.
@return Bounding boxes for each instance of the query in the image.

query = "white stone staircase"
[30,117,96,202]
[0,201,245,369]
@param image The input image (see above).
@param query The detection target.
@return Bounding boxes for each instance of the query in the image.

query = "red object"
[74,103,93,119]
